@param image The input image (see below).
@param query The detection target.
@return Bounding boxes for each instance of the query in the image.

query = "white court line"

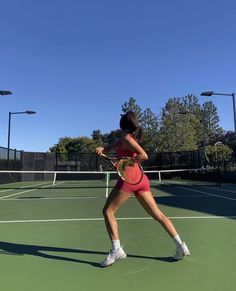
[0,181,54,195]
[201,186,236,194]
[0,215,235,224]
[0,194,208,201]
[176,186,236,201]
[0,182,56,199]
[0,182,50,194]
[0,189,14,194]
[0,181,96,201]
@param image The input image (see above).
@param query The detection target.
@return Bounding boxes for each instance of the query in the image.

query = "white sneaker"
[101,247,127,267]
[174,242,190,260]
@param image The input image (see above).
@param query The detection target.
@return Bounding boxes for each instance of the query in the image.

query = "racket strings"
[117,158,143,184]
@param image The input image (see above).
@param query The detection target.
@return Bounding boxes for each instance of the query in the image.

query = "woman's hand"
[96,147,105,156]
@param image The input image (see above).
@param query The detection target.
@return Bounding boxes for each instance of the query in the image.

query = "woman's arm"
[96,141,118,156]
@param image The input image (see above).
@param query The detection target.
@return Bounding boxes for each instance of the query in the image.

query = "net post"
[158,171,161,183]
[53,171,57,186]
[105,172,110,198]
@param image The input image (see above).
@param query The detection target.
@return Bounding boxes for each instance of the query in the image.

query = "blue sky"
[0,0,236,152]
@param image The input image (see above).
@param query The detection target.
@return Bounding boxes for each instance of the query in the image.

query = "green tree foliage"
[50,137,97,153]
[210,130,236,152]
[202,101,223,144]
[157,95,224,152]
[91,130,104,144]
[102,129,122,147]
[158,97,197,152]
[121,97,159,152]
[222,131,236,151]
[140,108,159,152]
[49,95,226,155]
[181,94,202,146]
[205,144,233,164]
[121,97,143,120]
[49,137,72,153]
[182,94,202,116]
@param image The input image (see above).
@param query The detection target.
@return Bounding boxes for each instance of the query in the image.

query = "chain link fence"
[1,146,235,174]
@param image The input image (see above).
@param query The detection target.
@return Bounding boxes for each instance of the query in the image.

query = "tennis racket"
[100,153,143,185]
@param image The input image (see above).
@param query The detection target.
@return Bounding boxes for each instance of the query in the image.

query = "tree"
[49,137,73,153]
[91,129,104,145]
[180,95,223,147]
[210,130,236,152]
[201,101,223,145]
[50,136,97,153]
[158,97,197,152]
[103,129,122,147]
[181,94,203,146]
[205,144,233,165]
[182,94,201,115]
[141,108,159,152]
[121,97,142,120]
[121,97,160,151]
[49,95,224,158]
[157,95,223,151]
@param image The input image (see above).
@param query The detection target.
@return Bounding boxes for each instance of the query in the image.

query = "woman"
[96,111,190,267]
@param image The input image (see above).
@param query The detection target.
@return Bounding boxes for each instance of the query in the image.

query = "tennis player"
[96,111,190,267]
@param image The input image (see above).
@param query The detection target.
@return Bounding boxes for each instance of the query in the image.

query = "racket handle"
[100,153,118,163]
[100,153,109,160]
[100,153,112,162]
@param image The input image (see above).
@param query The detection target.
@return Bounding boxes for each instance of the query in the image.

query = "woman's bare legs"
[100,188,130,267]
[102,188,130,241]
[136,191,178,237]
[136,191,190,259]
[101,189,190,266]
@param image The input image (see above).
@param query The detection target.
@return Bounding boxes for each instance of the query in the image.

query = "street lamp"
[7,110,36,166]
[201,91,236,132]
[0,90,12,95]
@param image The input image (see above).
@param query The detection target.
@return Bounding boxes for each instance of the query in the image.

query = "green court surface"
[0,180,235,291]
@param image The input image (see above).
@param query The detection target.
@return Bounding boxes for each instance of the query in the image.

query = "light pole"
[7,110,36,166]
[0,90,12,95]
[201,91,236,132]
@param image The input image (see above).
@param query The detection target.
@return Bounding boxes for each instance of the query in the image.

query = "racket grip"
[100,153,111,161]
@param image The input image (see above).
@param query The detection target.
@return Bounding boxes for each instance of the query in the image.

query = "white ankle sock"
[112,240,120,250]
[173,234,183,248]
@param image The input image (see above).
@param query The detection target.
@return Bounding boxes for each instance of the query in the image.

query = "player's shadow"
[0,241,176,267]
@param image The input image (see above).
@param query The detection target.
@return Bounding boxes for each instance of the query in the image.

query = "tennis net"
[147,167,220,187]
[0,167,220,197]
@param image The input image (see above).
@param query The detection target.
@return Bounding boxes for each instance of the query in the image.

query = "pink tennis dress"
[114,141,150,196]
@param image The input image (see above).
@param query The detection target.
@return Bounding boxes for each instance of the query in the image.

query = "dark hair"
[119,111,143,140]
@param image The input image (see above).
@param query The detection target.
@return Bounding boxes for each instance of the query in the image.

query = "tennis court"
[0,170,235,291]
